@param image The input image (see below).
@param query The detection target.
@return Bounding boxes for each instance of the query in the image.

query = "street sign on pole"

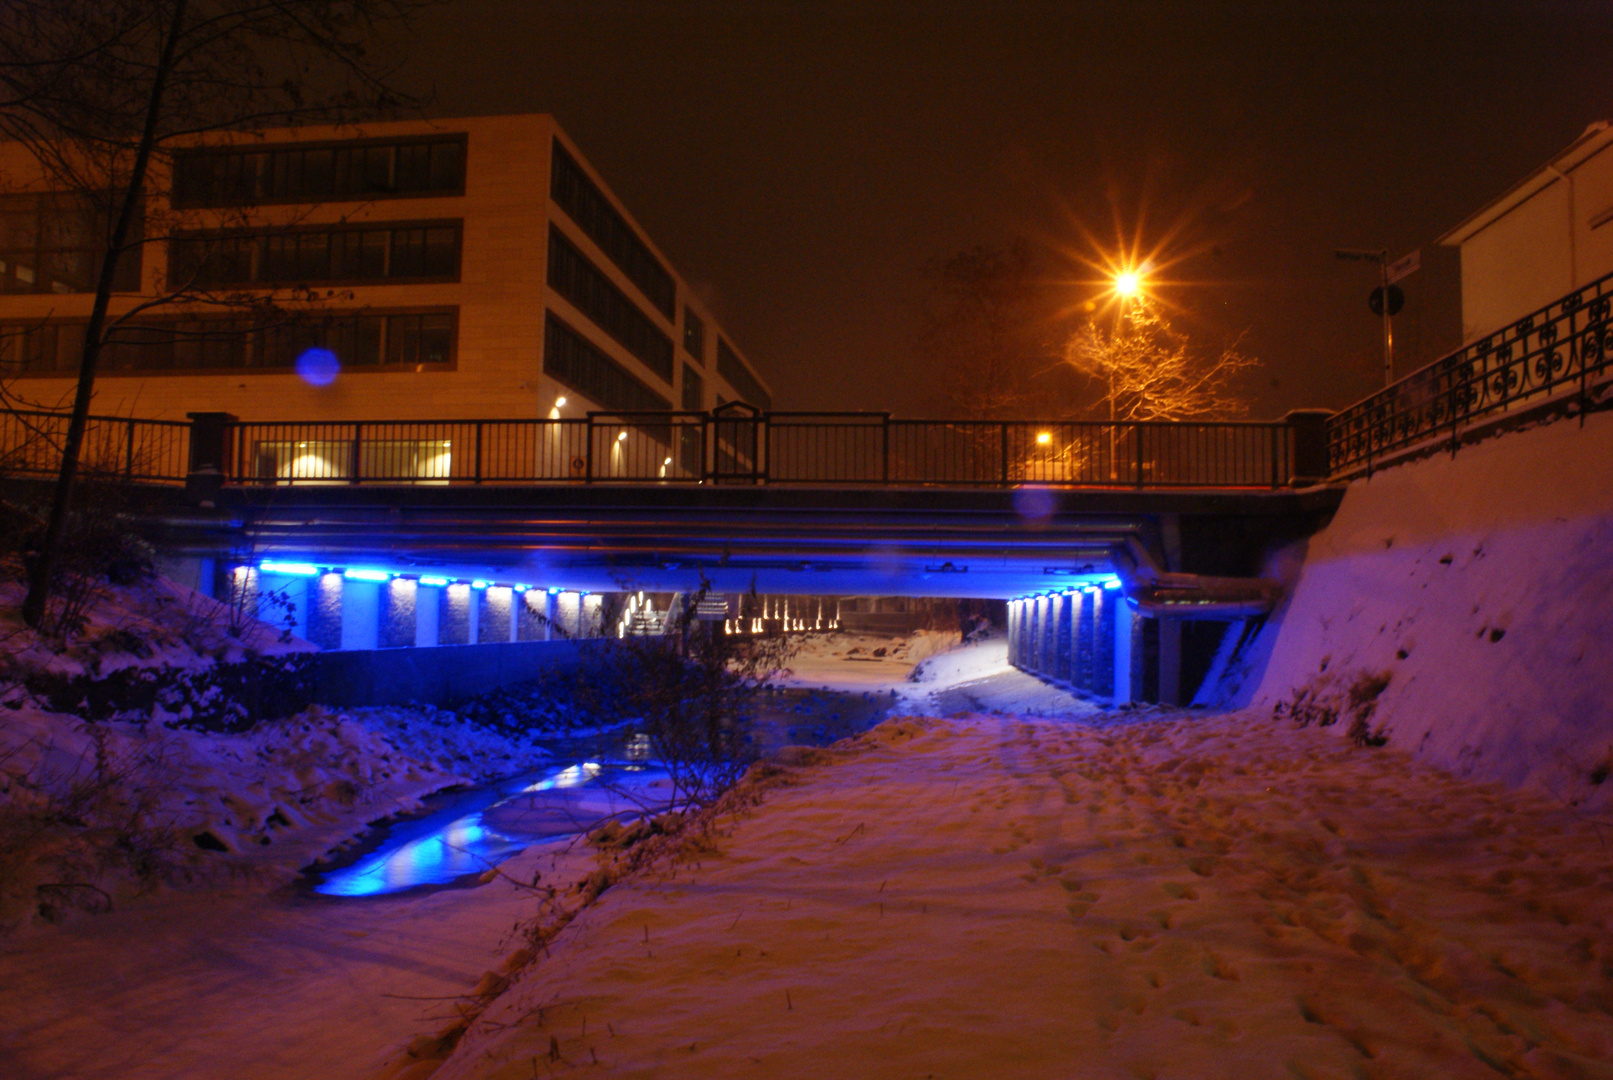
[1386,248,1420,285]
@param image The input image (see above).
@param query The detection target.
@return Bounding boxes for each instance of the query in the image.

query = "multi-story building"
[0,113,771,436]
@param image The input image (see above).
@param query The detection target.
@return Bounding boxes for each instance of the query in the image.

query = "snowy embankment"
[427,712,1613,1080]
[0,578,552,931]
[1207,408,1613,807]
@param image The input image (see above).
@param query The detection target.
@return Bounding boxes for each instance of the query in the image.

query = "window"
[716,337,771,410]
[546,226,673,383]
[549,140,675,318]
[171,221,461,288]
[172,136,467,207]
[543,312,672,412]
[681,363,703,412]
[683,306,705,360]
[0,193,142,295]
[2,308,456,374]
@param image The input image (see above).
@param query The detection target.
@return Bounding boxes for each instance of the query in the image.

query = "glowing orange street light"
[1113,270,1141,298]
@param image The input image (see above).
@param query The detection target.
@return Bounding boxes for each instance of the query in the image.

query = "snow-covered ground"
[430,709,1613,1080]
[786,628,1101,719]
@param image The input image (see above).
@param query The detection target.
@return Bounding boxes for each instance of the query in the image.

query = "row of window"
[717,336,772,410]
[543,311,671,413]
[0,309,455,375]
[170,221,461,289]
[173,137,467,208]
[682,363,703,411]
[550,141,676,319]
[683,306,706,361]
[547,226,673,383]
[0,193,142,295]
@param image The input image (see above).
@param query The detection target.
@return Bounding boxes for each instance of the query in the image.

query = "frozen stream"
[313,761,676,897]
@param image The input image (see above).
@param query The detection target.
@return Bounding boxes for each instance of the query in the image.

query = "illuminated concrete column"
[1076,590,1096,692]
[439,583,472,645]
[1054,595,1073,682]
[308,572,343,651]
[1095,587,1116,697]
[479,586,513,644]
[380,578,416,648]
[1113,600,1136,706]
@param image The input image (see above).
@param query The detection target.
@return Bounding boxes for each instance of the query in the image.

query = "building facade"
[1439,120,1613,343]
[0,113,770,431]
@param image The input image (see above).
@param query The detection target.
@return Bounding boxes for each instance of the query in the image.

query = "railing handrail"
[3,407,192,429]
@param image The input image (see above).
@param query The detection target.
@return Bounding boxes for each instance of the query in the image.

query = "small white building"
[1439,121,1613,343]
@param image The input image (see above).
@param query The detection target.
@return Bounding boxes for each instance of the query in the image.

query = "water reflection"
[314,761,670,897]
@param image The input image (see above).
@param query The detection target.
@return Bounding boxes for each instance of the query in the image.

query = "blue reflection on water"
[314,761,663,897]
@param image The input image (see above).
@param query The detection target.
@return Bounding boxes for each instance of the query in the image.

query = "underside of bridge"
[152,483,1343,602]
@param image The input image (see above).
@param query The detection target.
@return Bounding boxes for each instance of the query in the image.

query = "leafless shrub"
[0,726,190,929]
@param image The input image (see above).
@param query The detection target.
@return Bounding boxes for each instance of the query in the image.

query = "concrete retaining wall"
[306,639,585,708]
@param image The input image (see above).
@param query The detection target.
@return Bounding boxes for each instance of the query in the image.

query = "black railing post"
[881,414,890,484]
[351,424,363,484]
[999,423,1009,486]
[585,414,596,483]
[125,420,136,481]
[474,421,484,484]
[1284,409,1332,485]
[184,411,236,502]
[1134,424,1145,488]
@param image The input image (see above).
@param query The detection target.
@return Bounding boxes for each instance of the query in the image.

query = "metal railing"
[0,407,1299,489]
[221,411,1294,489]
[1327,269,1613,476]
[0,409,191,483]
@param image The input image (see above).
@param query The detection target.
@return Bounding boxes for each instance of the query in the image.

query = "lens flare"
[295,347,340,386]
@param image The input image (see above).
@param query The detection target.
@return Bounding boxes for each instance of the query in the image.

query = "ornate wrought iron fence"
[1327,269,1613,475]
[0,410,190,482]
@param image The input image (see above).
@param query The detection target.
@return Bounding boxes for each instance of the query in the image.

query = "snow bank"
[1209,408,1613,805]
[0,699,553,930]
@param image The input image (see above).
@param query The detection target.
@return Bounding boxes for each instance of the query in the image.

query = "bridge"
[6,270,1609,703]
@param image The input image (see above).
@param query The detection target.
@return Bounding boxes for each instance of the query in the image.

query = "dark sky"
[399,0,1613,418]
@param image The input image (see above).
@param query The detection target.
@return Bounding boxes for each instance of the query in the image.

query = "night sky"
[399,1,1613,418]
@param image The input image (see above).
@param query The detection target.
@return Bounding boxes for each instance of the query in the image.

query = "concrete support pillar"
[380,578,417,648]
[517,590,546,641]
[1095,587,1116,697]
[308,572,343,651]
[415,584,440,647]
[1073,590,1092,691]
[1054,595,1073,682]
[340,580,380,652]
[1158,617,1183,707]
[439,583,472,645]
[479,586,513,644]
[582,594,602,637]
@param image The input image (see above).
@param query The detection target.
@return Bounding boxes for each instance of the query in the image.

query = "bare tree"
[0,0,436,630]
[916,240,1056,420]
[1062,298,1257,423]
